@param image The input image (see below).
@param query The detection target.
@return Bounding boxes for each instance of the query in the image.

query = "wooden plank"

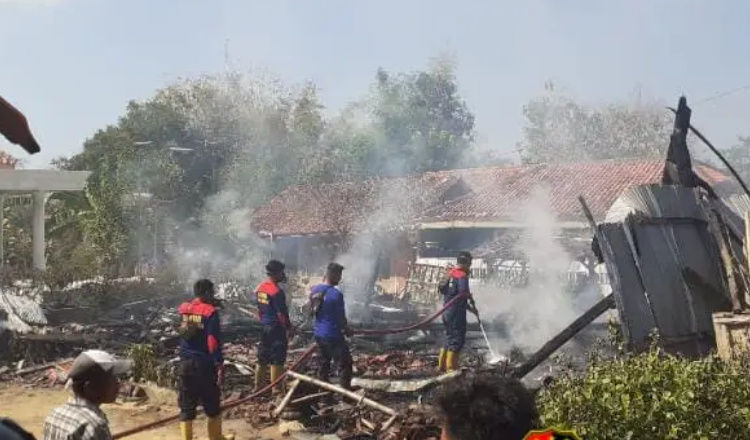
[512,293,614,379]
[712,312,750,361]
[707,208,744,312]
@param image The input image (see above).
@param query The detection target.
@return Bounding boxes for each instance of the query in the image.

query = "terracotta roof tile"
[252,160,730,236]
[423,160,728,224]
[251,173,463,236]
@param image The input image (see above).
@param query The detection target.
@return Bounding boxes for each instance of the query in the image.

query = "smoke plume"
[471,186,603,354]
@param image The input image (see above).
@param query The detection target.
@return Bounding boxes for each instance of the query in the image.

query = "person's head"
[266,259,287,283]
[436,373,538,440]
[193,279,216,303]
[457,251,473,270]
[325,262,345,286]
[66,350,133,405]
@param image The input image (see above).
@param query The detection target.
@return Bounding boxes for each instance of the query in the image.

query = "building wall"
[418,227,497,259]
[273,232,413,278]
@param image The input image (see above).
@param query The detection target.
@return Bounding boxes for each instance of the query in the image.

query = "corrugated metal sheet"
[722,194,750,221]
[598,185,729,356]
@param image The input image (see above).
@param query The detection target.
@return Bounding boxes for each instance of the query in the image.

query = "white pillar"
[32,191,49,271]
[0,194,5,268]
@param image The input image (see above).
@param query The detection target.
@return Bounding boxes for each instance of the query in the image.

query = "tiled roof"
[251,160,730,236]
[0,150,17,169]
[251,173,465,236]
[422,160,729,224]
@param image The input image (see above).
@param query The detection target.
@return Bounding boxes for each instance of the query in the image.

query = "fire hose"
[112,293,469,439]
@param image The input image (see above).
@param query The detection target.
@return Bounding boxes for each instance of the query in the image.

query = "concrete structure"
[0,169,90,270]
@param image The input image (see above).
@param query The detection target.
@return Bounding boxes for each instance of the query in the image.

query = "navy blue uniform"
[177,298,223,421]
[442,267,471,352]
[255,279,292,365]
[310,283,353,389]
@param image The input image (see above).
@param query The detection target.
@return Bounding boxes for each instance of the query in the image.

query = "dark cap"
[326,262,345,274]
[265,259,286,275]
[66,350,133,385]
[457,251,472,265]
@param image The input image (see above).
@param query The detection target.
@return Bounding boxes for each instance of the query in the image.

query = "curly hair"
[436,372,539,440]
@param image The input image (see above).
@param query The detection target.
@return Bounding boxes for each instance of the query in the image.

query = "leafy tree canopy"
[518,83,673,164]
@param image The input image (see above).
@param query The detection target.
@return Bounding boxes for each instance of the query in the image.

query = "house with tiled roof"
[0,150,18,170]
[251,159,732,276]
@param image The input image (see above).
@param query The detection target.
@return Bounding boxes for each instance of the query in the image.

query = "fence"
[400,261,608,305]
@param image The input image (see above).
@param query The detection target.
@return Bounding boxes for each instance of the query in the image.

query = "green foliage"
[370,56,475,175]
[41,60,475,279]
[538,338,750,439]
[720,137,750,186]
[79,157,131,275]
[127,343,159,383]
[518,83,673,164]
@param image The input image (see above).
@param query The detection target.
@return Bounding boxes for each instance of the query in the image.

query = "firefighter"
[177,279,234,440]
[254,259,294,393]
[438,251,479,372]
[310,262,354,389]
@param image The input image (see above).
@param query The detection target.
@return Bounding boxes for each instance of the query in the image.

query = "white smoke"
[471,186,601,354]
[335,180,417,320]
[161,72,293,286]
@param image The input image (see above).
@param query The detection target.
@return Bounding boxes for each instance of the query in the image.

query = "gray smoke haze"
[471,186,603,355]
[160,72,298,286]
[335,181,415,320]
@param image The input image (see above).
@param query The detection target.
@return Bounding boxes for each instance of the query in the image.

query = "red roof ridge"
[252,159,732,236]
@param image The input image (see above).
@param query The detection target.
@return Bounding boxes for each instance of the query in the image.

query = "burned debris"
[3,95,750,439]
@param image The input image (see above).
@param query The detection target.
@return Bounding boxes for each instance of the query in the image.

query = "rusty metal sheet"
[599,185,730,356]
[597,223,655,349]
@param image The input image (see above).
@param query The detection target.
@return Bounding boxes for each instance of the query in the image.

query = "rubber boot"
[446,350,459,372]
[340,361,353,390]
[438,348,447,371]
[255,364,269,391]
[179,421,193,440]
[270,364,284,395]
[207,416,234,440]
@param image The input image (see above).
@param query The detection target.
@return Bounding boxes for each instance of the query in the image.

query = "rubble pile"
[0,268,603,439]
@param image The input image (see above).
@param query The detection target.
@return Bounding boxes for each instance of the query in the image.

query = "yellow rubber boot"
[446,350,459,372]
[255,364,269,391]
[438,348,447,371]
[207,415,235,440]
[270,364,285,394]
[179,421,193,440]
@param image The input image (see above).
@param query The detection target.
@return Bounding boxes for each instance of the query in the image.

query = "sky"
[1,0,750,169]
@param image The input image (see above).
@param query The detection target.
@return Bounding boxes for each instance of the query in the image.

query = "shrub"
[537,339,750,439]
[127,343,159,383]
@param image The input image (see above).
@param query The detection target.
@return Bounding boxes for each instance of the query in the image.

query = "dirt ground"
[0,385,279,440]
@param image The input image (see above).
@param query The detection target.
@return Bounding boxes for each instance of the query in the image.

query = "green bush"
[537,338,750,439]
[127,343,159,383]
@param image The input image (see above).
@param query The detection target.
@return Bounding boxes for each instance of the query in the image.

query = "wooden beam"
[286,371,397,418]
[512,293,614,379]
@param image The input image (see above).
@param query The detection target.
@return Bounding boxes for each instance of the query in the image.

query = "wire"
[352,293,468,335]
[694,83,750,106]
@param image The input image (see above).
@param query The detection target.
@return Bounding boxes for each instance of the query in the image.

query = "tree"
[518,83,673,164]
[367,56,476,175]
[721,138,750,186]
[78,156,131,275]
[51,59,478,279]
